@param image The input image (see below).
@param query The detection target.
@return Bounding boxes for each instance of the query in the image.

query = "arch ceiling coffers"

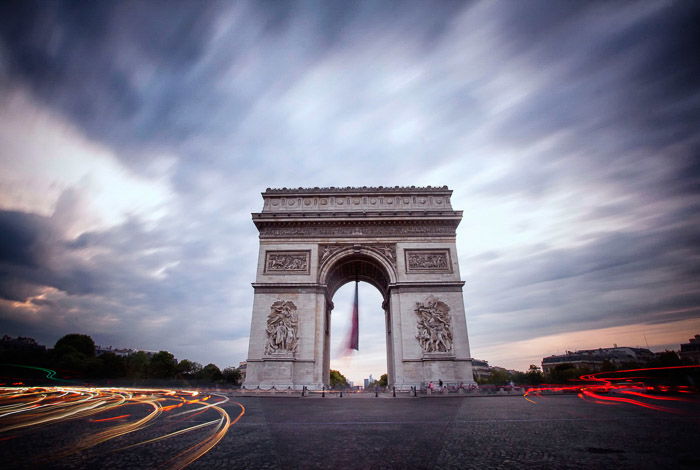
[318,245,397,282]
[318,246,396,299]
[324,255,390,300]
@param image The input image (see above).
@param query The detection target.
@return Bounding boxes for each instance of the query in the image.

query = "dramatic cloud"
[1,1,698,380]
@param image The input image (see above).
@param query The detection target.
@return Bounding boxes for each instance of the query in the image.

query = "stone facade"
[243,186,475,390]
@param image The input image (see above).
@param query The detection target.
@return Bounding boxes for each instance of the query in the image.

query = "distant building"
[680,334,700,363]
[95,345,158,357]
[96,345,136,357]
[363,374,374,389]
[542,346,654,374]
[471,359,492,381]
[0,335,45,352]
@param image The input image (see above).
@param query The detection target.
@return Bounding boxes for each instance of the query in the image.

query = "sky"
[0,0,699,385]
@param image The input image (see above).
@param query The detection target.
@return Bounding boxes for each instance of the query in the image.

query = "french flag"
[347,280,359,351]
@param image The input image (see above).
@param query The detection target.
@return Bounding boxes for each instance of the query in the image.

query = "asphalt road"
[4,394,698,469]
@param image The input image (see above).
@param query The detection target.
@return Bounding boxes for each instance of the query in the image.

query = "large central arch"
[243,186,475,390]
[319,247,395,384]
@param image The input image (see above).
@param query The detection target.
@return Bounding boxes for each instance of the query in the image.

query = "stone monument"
[242,186,475,390]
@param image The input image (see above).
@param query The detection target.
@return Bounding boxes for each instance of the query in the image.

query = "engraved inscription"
[264,251,310,274]
[415,295,453,353]
[405,249,451,273]
[265,300,299,356]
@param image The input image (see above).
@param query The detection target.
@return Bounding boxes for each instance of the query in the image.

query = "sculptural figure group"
[415,296,453,353]
[265,300,299,355]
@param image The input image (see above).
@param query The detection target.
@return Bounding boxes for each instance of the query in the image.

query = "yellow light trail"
[0,387,242,469]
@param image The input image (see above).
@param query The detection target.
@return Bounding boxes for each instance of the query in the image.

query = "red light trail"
[523,365,699,413]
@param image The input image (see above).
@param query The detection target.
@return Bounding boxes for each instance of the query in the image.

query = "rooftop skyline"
[1,1,699,385]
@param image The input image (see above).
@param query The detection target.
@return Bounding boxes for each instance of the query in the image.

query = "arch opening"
[321,253,394,388]
[329,281,387,388]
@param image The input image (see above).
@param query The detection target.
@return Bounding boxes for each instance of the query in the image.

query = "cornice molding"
[263,185,451,194]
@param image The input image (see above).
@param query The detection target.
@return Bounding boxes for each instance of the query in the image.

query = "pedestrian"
[428,381,434,392]
[439,379,444,392]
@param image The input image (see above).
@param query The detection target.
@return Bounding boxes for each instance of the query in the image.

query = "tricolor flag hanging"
[348,280,359,351]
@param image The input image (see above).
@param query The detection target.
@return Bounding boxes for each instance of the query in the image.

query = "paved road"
[3,394,698,469]
[197,394,698,470]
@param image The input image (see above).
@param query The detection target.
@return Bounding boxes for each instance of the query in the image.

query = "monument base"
[242,357,322,390]
[393,358,476,390]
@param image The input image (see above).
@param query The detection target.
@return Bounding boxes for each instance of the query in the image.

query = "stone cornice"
[264,185,450,194]
[389,281,466,290]
[252,210,462,221]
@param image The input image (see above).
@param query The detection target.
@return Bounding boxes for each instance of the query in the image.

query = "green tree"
[485,368,511,386]
[197,363,223,382]
[149,351,178,378]
[98,352,126,378]
[222,367,242,385]
[51,334,97,377]
[547,363,587,384]
[54,334,96,357]
[378,373,388,387]
[525,364,544,385]
[177,359,203,378]
[125,351,150,378]
[329,369,349,388]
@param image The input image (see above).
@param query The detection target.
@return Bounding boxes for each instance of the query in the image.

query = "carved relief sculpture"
[265,300,299,355]
[319,245,345,263]
[264,251,310,273]
[374,244,397,267]
[319,243,397,268]
[405,249,452,273]
[259,223,457,239]
[415,296,453,353]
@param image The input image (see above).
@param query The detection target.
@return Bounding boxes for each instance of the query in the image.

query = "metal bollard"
[392,386,396,397]
[302,386,306,397]
[340,390,343,397]
[322,386,325,397]
[375,386,378,397]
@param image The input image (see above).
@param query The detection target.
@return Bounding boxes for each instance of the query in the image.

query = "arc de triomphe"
[242,186,475,390]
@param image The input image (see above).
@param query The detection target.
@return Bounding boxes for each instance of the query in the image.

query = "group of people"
[427,379,447,392]
[427,380,478,393]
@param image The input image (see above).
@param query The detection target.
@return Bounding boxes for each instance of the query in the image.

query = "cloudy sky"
[1,1,698,384]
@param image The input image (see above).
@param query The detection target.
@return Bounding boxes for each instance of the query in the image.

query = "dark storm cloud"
[0,0,466,173]
[474,2,700,202]
[0,210,47,268]
[0,208,113,300]
[0,198,257,363]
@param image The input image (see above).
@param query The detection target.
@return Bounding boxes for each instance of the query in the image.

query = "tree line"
[0,333,242,384]
[328,370,388,389]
